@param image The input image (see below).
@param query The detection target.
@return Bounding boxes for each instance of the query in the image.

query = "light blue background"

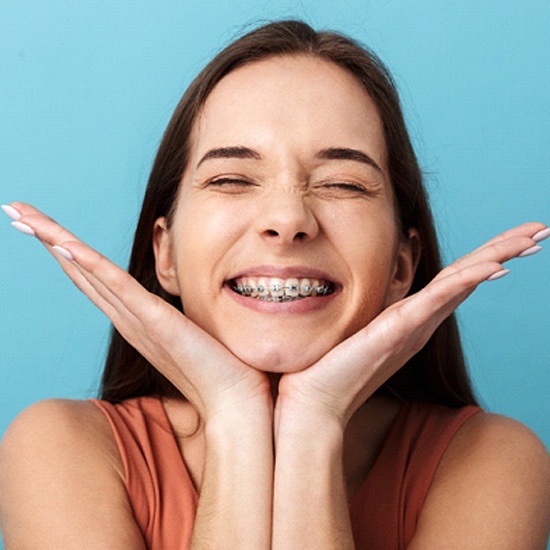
[1,1,549,546]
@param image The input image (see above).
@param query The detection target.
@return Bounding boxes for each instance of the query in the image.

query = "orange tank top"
[91,397,480,549]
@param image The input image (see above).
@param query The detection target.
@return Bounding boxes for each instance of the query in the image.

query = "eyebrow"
[316,147,382,172]
[197,146,260,167]
[196,145,382,172]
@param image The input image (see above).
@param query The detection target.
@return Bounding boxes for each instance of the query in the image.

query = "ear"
[152,217,181,296]
[385,228,421,307]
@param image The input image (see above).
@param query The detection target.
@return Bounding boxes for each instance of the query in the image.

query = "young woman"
[1,20,549,549]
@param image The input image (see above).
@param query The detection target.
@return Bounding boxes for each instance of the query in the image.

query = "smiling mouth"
[229,276,336,302]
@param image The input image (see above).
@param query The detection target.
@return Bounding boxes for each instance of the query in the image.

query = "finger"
[55,240,163,325]
[55,245,127,315]
[3,203,124,323]
[465,222,545,255]
[435,224,546,282]
[406,260,502,330]
[434,237,522,281]
[6,202,146,320]
[12,208,80,247]
[5,203,136,324]
[477,222,547,245]
[449,222,546,267]
[45,243,122,322]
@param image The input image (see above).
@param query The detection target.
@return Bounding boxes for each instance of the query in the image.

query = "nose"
[255,190,319,245]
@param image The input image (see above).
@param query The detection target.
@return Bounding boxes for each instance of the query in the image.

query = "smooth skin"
[1,56,550,549]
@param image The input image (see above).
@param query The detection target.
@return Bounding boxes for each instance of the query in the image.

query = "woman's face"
[154,55,417,373]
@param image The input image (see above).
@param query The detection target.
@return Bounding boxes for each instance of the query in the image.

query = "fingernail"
[52,245,74,261]
[532,228,550,243]
[11,221,35,236]
[519,245,542,258]
[487,269,510,281]
[1,204,22,221]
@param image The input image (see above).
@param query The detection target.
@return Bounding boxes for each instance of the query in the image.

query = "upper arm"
[409,413,550,549]
[0,399,146,549]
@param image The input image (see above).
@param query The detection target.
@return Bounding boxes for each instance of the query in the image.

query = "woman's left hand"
[275,222,547,428]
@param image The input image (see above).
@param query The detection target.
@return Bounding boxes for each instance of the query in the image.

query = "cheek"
[361,277,391,318]
[335,228,400,333]
[180,197,249,251]
[171,204,245,315]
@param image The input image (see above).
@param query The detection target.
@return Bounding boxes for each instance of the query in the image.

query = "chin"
[227,340,326,373]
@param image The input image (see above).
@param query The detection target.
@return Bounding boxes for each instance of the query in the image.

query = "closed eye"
[208,177,256,187]
[205,177,259,194]
[315,182,377,197]
[327,182,368,192]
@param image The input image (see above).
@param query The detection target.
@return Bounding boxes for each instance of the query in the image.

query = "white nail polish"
[519,245,542,258]
[1,204,22,221]
[532,228,550,243]
[52,245,74,261]
[11,221,35,236]
[487,269,510,281]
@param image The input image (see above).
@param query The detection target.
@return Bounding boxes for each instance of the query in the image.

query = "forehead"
[189,55,386,161]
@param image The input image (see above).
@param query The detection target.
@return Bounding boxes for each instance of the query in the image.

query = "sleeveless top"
[91,397,481,549]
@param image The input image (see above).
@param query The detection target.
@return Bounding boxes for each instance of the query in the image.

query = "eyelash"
[207,177,255,187]
[315,182,373,196]
[324,182,367,192]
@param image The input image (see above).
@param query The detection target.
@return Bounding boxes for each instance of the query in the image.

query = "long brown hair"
[100,20,478,407]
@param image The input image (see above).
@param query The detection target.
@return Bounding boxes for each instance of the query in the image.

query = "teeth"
[269,278,285,298]
[231,276,334,301]
[300,278,312,296]
[286,278,300,298]
[256,277,269,297]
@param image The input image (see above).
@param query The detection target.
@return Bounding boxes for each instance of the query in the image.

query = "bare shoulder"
[0,399,121,484]
[440,411,550,476]
[0,399,145,549]
[410,412,550,549]
[2,398,113,448]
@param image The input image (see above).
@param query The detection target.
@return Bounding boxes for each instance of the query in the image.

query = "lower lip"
[223,284,340,314]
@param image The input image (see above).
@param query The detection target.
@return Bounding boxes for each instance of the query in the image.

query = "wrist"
[205,398,273,441]
[274,397,345,450]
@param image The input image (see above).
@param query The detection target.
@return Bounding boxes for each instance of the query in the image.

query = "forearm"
[191,402,273,550]
[272,406,354,549]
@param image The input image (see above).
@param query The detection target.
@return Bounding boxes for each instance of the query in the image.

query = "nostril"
[264,229,310,241]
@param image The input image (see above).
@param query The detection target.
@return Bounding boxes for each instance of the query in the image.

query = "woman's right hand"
[3,202,275,550]
[4,202,272,421]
